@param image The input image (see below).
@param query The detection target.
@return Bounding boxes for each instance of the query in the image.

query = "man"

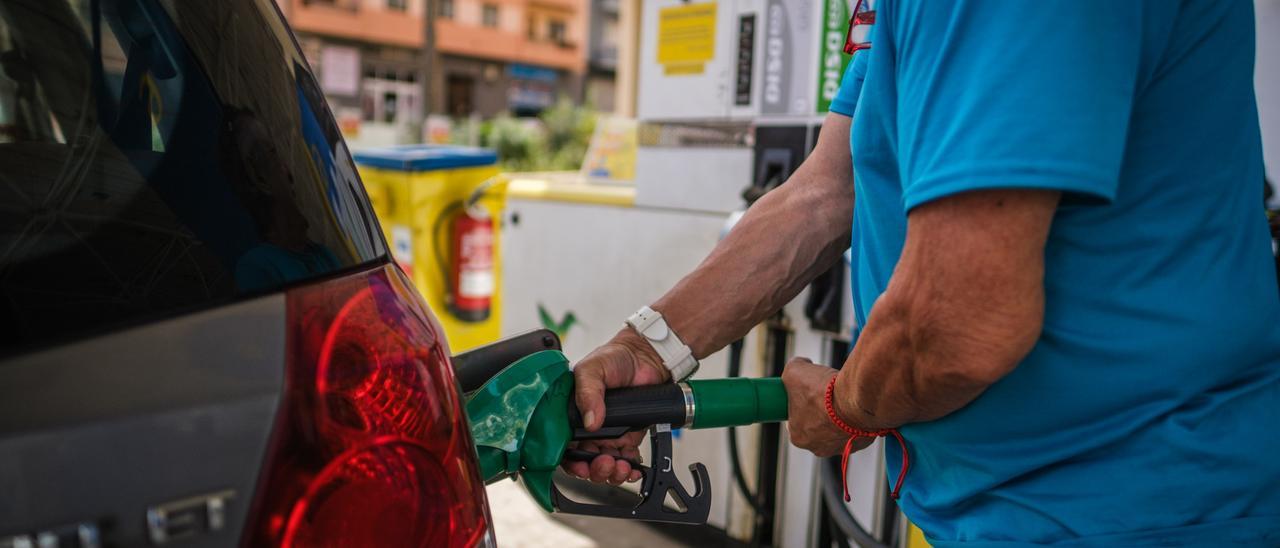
[564,1,1280,544]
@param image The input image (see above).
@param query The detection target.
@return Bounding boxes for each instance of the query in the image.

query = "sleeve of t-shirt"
[827,51,869,117]
[894,1,1147,211]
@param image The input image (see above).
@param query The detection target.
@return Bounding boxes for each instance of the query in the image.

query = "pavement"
[487,480,693,548]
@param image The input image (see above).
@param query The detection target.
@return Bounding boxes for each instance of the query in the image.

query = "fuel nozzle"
[465,348,788,525]
[566,377,789,439]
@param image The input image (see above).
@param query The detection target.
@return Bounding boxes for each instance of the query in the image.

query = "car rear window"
[0,0,386,354]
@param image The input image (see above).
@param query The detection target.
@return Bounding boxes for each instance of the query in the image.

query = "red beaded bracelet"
[825,375,910,501]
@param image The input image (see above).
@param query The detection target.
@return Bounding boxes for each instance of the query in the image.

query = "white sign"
[320,45,360,96]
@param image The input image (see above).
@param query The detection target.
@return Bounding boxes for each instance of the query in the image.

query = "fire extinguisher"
[449,205,494,322]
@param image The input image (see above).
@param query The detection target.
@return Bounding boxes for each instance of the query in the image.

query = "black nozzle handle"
[568,383,689,439]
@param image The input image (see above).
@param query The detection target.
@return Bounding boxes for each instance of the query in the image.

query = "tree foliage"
[460,97,597,172]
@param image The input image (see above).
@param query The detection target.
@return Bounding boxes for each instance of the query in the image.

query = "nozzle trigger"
[551,425,711,525]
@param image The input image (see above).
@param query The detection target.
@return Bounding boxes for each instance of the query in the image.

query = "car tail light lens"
[244,264,493,547]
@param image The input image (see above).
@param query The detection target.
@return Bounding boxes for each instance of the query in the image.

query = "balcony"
[529,0,582,12]
[286,0,423,48]
[284,0,587,72]
[436,19,584,72]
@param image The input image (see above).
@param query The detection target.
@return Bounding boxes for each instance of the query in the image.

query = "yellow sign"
[580,117,637,182]
[657,2,717,76]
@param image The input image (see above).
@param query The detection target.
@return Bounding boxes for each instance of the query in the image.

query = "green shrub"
[460,97,597,172]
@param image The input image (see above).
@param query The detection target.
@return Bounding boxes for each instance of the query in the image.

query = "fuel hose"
[820,455,893,548]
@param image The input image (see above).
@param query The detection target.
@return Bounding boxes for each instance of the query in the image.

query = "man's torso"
[835,0,1280,544]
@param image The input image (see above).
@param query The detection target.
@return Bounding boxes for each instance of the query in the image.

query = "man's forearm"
[833,285,1042,430]
[654,177,850,357]
[834,190,1058,429]
[651,114,855,359]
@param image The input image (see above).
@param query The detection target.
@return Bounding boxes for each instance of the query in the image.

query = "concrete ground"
[487,481,694,548]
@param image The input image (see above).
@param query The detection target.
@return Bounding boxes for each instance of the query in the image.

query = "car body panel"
[0,295,286,545]
[0,0,488,544]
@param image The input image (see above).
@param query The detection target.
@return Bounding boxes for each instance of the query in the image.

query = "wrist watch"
[625,306,699,382]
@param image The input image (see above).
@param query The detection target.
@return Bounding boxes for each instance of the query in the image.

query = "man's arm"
[837,189,1058,429]
[565,113,856,483]
[653,112,855,358]
[570,112,853,435]
[785,189,1058,457]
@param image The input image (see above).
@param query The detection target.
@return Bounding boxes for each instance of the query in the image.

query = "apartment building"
[584,0,619,112]
[276,0,588,130]
[437,0,587,116]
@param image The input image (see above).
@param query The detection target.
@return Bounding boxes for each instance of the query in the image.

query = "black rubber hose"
[725,339,771,518]
[819,456,892,548]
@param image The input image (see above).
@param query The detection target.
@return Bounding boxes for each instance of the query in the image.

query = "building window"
[386,0,406,11]
[527,16,537,40]
[482,4,499,27]
[548,20,566,45]
[439,0,454,19]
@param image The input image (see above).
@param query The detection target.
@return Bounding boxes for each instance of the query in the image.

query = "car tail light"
[244,264,493,547]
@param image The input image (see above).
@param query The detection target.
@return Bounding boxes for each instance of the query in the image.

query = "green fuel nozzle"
[462,348,788,525]
[565,377,788,437]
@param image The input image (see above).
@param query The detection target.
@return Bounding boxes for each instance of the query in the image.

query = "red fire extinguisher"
[449,206,494,322]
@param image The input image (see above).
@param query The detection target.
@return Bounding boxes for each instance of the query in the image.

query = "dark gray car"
[0,0,493,545]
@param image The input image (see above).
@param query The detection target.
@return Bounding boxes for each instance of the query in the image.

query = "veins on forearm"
[654,175,852,358]
[836,272,1027,430]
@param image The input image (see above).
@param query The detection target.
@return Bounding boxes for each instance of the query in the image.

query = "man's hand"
[561,327,670,485]
[782,357,873,458]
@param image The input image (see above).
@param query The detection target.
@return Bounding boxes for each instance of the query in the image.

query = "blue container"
[353,145,499,172]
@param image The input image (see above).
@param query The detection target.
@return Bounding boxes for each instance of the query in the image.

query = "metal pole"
[422,0,437,119]
[614,0,640,118]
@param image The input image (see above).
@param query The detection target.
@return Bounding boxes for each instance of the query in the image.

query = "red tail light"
[244,264,493,547]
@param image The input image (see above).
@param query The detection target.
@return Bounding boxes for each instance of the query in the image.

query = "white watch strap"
[626,306,699,382]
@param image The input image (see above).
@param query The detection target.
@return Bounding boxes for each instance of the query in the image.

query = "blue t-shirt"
[830,1,1280,545]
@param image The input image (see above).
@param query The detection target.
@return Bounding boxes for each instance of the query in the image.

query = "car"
[0,0,493,546]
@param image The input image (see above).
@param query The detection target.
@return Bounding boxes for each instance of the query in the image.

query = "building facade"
[584,0,618,112]
[276,0,588,142]
[435,0,588,116]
